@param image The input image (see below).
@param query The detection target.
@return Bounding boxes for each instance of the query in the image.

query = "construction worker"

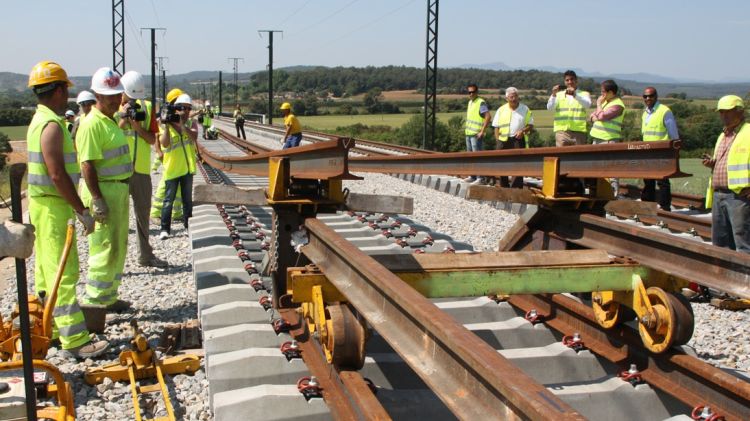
[233,104,246,139]
[548,70,592,146]
[72,90,96,141]
[150,88,185,223]
[464,84,491,184]
[492,87,533,188]
[158,93,198,240]
[641,87,679,211]
[76,67,134,311]
[280,102,302,149]
[25,61,107,359]
[703,95,750,253]
[201,101,213,139]
[64,110,75,132]
[589,79,625,195]
[118,71,167,268]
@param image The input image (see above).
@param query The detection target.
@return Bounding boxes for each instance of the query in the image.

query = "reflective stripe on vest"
[93,118,133,181]
[641,103,671,141]
[495,104,531,146]
[590,98,625,141]
[162,125,195,180]
[465,97,487,135]
[553,91,589,132]
[26,104,81,197]
[705,122,750,208]
[118,99,153,175]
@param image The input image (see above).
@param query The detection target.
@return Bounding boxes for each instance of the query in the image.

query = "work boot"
[159,231,169,240]
[63,339,109,360]
[138,256,168,268]
[106,299,132,312]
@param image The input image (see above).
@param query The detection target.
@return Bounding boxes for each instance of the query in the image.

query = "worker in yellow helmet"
[25,60,107,359]
[151,89,186,222]
[77,67,134,312]
[280,102,302,148]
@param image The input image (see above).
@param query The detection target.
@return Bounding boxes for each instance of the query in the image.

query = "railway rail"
[187,126,750,420]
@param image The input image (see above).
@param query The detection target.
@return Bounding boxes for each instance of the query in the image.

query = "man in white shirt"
[492,87,534,188]
[547,70,591,146]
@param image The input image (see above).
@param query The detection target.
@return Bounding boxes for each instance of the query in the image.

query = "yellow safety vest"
[162,124,196,180]
[465,97,487,136]
[202,111,212,127]
[706,122,750,208]
[641,103,671,141]
[590,98,625,141]
[27,104,80,197]
[77,108,133,181]
[553,91,589,132]
[495,103,531,146]
[116,99,153,175]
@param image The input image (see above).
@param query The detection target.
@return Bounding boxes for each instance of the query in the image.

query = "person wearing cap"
[280,102,302,149]
[71,90,96,141]
[150,88,186,223]
[25,60,106,359]
[703,95,750,252]
[64,110,75,132]
[158,93,198,240]
[548,70,592,147]
[117,71,167,268]
[641,87,680,211]
[76,67,134,312]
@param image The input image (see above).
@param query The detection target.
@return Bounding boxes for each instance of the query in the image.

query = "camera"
[124,100,147,121]
[160,103,180,123]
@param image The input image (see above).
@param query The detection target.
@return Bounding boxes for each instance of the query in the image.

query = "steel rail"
[197,137,357,180]
[216,128,272,154]
[508,294,750,421]
[619,183,705,210]
[609,209,712,241]
[550,212,750,299]
[349,140,686,179]
[301,218,585,421]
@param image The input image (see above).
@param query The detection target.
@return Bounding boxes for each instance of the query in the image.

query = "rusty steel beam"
[550,212,750,299]
[508,294,750,421]
[198,137,358,180]
[350,140,686,179]
[216,128,272,154]
[301,218,585,421]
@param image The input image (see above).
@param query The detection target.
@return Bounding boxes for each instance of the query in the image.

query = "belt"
[102,178,131,184]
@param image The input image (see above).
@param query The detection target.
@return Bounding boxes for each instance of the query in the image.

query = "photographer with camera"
[117,71,167,268]
[158,93,198,240]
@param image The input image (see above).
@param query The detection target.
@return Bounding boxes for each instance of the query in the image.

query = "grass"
[0,126,28,141]
[622,158,709,196]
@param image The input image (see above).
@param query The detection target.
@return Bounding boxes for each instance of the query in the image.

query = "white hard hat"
[65,110,75,117]
[205,101,211,107]
[120,71,145,100]
[175,94,192,106]
[76,90,96,104]
[90,67,124,95]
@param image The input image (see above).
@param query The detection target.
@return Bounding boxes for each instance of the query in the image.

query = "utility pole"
[227,57,244,104]
[141,27,166,109]
[218,71,223,114]
[157,56,168,103]
[423,0,439,150]
[112,0,125,74]
[258,30,282,125]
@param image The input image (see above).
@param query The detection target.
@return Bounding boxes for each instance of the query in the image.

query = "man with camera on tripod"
[117,71,167,268]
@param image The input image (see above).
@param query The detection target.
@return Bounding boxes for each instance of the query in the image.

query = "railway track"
[189,125,749,420]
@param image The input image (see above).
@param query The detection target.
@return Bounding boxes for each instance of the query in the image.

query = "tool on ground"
[84,320,201,421]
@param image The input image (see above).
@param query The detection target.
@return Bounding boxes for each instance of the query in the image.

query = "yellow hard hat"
[280,102,291,110]
[166,88,184,103]
[28,61,73,88]
[716,95,744,111]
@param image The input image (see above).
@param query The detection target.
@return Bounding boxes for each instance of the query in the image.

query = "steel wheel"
[326,304,367,369]
[638,287,694,353]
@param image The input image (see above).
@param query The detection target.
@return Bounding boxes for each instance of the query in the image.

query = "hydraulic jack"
[84,321,201,421]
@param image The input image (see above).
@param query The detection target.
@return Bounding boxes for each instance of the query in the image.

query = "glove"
[0,220,35,259]
[92,197,109,223]
[76,208,96,236]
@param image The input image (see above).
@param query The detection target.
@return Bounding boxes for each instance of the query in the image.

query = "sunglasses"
[175,106,191,111]
[643,94,656,99]
[467,91,477,95]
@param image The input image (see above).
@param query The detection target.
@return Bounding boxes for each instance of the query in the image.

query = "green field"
[0,126,28,141]
[622,158,709,197]
[301,112,464,131]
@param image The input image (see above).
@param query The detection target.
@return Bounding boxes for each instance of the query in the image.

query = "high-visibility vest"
[553,91,589,132]
[465,97,487,136]
[116,99,153,175]
[77,108,133,181]
[641,103,672,141]
[162,124,196,180]
[202,111,212,127]
[590,98,625,141]
[706,122,750,208]
[495,103,531,146]
[27,104,80,197]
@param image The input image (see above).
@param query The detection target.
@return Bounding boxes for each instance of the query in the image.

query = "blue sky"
[4,1,750,82]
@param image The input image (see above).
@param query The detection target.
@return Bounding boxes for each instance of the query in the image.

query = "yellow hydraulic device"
[0,220,77,420]
[84,320,201,421]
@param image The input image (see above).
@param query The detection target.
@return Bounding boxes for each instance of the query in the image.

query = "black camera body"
[160,103,180,123]
[125,100,147,121]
